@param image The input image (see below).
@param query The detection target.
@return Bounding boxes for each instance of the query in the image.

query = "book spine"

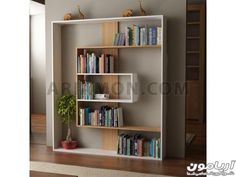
[152,27,157,45]
[105,55,109,73]
[128,27,133,46]
[109,55,114,73]
[148,27,152,45]
[99,54,105,73]
[77,55,80,73]
[157,27,162,45]
[117,108,123,127]
[127,138,130,156]
[125,27,129,46]
[140,27,143,46]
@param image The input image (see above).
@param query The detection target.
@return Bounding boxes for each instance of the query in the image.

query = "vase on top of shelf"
[57,95,78,149]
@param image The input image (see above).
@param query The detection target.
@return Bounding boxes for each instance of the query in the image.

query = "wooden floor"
[186,122,206,160]
[30,171,76,177]
[30,144,205,177]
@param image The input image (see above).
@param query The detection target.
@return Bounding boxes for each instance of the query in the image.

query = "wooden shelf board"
[77,73,133,76]
[76,125,161,132]
[52,15,164,25]
[187,22,200,25]
[77,45,161,49]
[77,99,133,103]
[54,148,161,161]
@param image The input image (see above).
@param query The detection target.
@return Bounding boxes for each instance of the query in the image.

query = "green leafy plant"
[57,95,76,142]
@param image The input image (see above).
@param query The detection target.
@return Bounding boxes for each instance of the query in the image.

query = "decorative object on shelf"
[122,9,133,17]
[63,13,72,20]
[77,4,85,19]
[57,95,77,149]
[139,0,146,16]
[95,94,109,100]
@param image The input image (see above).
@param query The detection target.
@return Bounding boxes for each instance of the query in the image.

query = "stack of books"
[79,106,123,127]
[113,25,162,46]
[77,53,114,73]
[117,134,160,159]
[77,81,99,99]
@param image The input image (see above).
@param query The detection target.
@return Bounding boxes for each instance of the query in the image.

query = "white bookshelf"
[52,15,167,161]
[54,148,160,160]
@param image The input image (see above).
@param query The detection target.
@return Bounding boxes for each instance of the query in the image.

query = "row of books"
[113,25,162,46]
[77,53,115,73]
[79,106,123,127]
[77,81,99,99]
[117,134,160,158]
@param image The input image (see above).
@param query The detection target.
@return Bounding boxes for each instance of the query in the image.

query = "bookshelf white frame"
[52,15,167,161]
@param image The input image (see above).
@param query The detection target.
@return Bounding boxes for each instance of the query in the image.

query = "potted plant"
[57,95,77,149]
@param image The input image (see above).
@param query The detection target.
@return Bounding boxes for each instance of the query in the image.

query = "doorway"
[185,0,206,159]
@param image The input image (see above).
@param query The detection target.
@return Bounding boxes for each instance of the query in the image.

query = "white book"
[125,27,129,46]
[157,27,162,45]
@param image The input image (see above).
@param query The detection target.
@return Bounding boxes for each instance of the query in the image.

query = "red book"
[137,138,144,157]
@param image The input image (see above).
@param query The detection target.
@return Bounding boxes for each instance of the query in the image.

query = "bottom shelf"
[54,148,161,161]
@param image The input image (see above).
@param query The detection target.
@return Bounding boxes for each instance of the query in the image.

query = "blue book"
[85,107,91,125]
[149,140,153,157]
[148,27,152,45]
[152,27,157,45]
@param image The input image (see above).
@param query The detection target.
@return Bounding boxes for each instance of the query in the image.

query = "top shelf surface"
[52,15,164,25]
[77,45,161,49]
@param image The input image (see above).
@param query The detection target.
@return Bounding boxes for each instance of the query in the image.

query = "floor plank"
[30,171,77,177]
[30,144,205,177]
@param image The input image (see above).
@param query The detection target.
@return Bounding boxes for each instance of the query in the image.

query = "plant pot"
[61,140,78,149]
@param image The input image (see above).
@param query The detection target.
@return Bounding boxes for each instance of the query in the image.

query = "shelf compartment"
[54,148,161,161]
[77,99,133,103]
[77,73,134,76]
[77,45,161,49]
[77,73,139,103]
[76,125,161,132]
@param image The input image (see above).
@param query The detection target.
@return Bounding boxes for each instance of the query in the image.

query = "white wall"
[30,3,46,114]
[46,0,186,158]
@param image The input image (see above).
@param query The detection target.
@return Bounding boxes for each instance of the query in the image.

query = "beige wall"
[46,0,186,158]
[30,14,46,114]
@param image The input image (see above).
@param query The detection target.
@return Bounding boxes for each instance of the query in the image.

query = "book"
[157,27,162,45]
[148,27,153,45]
[80,55,86,73]
[125,27,129,46]
[77,55,80,73]
[128,27,133,46]
[113,33,119,46]
[117,107,123,127]
[99,54,105,73]
[152,27,157,45]
[105,55,109,73]
[137,137,144,157]
[126,137,131,156]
